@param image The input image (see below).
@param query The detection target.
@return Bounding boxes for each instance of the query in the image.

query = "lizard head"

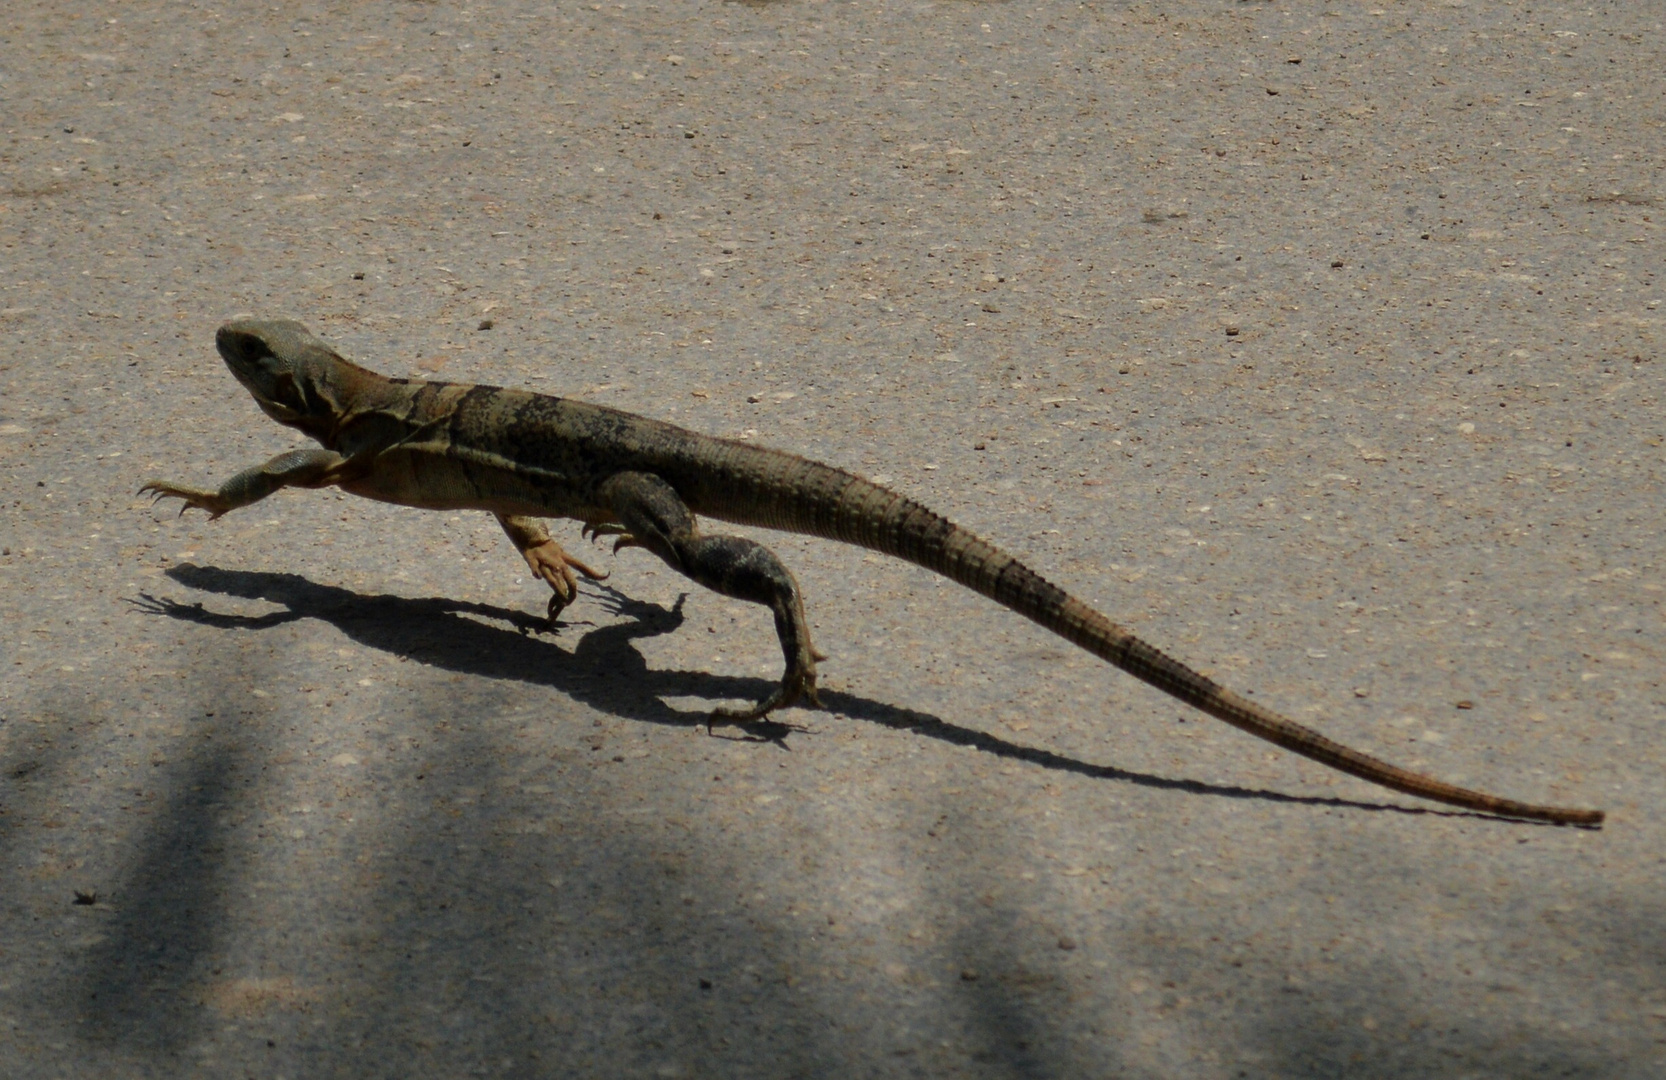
[216,318,358,441]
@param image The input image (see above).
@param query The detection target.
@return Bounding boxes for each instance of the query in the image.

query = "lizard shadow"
[136,563,1504,821]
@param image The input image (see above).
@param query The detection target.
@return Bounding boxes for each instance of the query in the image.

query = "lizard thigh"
[598,471,819,694]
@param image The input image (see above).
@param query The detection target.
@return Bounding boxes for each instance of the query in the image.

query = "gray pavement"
[1,0,1662,1076]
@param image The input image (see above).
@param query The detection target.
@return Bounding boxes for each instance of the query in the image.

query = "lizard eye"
[216,327,275,369]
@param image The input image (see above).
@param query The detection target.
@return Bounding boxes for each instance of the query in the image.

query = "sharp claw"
[582,522,631,547]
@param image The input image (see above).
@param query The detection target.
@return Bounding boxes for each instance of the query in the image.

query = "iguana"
[139,319,1603,825]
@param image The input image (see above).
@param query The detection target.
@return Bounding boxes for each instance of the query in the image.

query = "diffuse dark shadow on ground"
[71,725,249,1053]
[142,563,1520,823]
[317,681,847,1077]
[88,566,1628,1075]
[938,842,1659,1078]
[0,698,80,855]
[0,665,280,1059]
[1138,918,1648,1080]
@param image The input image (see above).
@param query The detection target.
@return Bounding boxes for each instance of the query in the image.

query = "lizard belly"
[339,447,597,519]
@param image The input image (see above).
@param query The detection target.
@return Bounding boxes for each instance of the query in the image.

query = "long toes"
[711,676,814,724]
[533,563,574,601]
[563,554,609,581]
[710,701,775,724]
[711,691,780,723]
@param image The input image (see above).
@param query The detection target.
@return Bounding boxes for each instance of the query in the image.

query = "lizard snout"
[215,323,277,373]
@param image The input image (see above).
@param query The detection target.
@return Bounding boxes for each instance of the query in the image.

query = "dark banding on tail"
[686,442,1603,826]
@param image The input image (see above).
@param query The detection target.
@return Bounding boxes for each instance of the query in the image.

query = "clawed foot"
[522,539,610,623]
[707,665,823,732]
[706,715,814,744]
[582,520,643,555]
[138,481,232,520]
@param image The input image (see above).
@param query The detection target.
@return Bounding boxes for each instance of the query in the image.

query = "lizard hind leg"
[597,471,823,722]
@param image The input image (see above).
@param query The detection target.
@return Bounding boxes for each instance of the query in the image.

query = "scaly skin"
[140,318,1604,825]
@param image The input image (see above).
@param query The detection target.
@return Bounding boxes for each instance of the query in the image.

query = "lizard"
[139,318,1603,826]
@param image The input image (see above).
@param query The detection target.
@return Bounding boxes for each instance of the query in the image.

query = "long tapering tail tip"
[1539,806,1604,827]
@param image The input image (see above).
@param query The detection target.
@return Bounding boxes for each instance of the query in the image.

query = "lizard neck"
[296,356,405,451]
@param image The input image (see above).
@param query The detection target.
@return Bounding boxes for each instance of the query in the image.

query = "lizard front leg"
[496,514,610,623]
[598,471,822,722]
[140,448,349,520]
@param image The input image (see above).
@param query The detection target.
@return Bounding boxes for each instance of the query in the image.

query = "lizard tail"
[698,456,1603,826]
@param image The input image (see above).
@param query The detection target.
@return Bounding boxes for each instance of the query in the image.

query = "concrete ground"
[1,0,1661,1076]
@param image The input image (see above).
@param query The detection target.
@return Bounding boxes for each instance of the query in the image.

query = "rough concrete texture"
[1,0,1661,1076]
